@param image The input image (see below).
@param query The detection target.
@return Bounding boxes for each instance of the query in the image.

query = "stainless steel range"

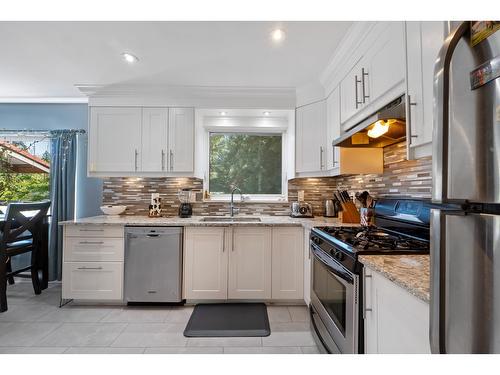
[309,198,439,354]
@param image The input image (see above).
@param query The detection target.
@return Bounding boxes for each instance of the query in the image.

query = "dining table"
[0,209,50,290]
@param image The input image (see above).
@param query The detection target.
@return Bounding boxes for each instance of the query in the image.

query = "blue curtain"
[48,130,77,281]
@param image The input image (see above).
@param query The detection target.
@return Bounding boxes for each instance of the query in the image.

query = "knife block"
[339,201,361,224]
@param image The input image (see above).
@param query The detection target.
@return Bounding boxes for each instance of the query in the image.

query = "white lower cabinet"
[183,227,228,300]
[228,227,272,299]
[183,226,304,301]
[62,262,123,300]
[64,237,124,262]
[62,224,125,301]
[272,227,304,300]
[364,267,430,353]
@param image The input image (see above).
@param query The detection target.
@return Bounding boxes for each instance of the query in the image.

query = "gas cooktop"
[313,226,429,254]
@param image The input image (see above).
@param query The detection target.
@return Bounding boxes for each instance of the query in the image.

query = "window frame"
[206,129,287,202]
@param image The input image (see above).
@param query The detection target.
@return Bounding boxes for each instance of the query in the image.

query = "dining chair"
[0,201,51,312]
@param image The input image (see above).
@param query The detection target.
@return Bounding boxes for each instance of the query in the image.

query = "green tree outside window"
[209,133,282,195]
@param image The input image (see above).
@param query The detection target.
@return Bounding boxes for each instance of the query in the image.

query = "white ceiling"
[0,21,352,100]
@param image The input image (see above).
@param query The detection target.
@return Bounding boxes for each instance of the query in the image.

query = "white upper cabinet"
[330,22,407,132]
[141,108,168,172]
[326,86,341,173]
[168,107,195,172]
[89,107,142,173]
[295,100,327,174]
[405,21,447,158]
[88,106,194,176]
[364,22,406,110]
[340,57,366,124]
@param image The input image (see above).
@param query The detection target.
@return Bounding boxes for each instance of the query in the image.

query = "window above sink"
[194,109,295,203]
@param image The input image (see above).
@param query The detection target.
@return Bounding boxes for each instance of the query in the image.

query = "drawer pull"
[77,266,103,270]
[79,229,104,232]
[79,241,105,245]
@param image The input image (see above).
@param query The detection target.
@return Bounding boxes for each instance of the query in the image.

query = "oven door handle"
[310,242,354,284]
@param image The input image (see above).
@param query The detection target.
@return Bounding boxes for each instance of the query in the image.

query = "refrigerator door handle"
[432,21,469,202]
[430,208,445,353]
[430,208,467,354]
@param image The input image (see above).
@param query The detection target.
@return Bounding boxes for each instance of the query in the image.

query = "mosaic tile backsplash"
[102,142,432,217]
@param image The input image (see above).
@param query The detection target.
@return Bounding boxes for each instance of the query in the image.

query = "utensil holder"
[339,201,361,224]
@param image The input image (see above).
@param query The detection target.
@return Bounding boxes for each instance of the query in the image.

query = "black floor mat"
[183,303,271,337]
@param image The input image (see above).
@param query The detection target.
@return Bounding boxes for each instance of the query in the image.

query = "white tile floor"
[0,280,320,354]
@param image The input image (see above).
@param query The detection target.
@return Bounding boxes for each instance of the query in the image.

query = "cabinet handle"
[134,149,139,171]
[222,229,225,252]
[319,146,324,170]
[363,273,373,319]
[354,75,363,109]
[77,266,103,271]
[169,150,174,171]
[232,228,235,252]
[161,149,166,171]
[361,68,369,103]
[407,94,419,142]
[79,229,104,232]
[332,144,339,165]
[79,241,104,245]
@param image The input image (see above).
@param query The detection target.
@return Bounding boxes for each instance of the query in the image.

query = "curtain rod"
[0,129,86,134]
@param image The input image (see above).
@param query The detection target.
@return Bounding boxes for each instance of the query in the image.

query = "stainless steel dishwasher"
[125,226,183,303]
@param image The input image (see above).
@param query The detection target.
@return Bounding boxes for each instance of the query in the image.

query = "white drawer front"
[64,237,124,262]
[62,262,123,301]
[65,225,123,238]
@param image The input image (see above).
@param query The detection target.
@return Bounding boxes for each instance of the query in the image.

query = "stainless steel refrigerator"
[431,21,500,353]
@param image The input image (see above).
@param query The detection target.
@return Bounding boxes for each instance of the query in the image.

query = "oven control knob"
[334,251,344,261]
[312,236,321,245]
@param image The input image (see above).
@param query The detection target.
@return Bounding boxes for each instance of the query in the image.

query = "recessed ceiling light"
[263,111,271,116]
[270,29,286,42]
[219,111,227,116]
[121,52,139,64]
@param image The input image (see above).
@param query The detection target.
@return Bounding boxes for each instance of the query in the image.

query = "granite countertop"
[59,215,353,229]
[359,254,430,303]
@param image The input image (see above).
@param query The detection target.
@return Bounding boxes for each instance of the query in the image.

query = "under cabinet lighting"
[219,111,227,116]
[121,52,139,64]
[263,111,271,116]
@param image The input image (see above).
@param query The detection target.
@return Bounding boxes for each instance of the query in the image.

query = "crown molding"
[78,84,296,109]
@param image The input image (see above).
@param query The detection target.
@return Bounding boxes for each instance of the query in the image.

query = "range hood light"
[367,120,390,138]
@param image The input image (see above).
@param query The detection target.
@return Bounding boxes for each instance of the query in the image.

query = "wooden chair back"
[1,201,51,249]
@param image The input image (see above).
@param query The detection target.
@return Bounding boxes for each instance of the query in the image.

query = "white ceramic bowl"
[100,205,127,216]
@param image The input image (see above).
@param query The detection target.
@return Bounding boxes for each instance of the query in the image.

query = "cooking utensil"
[366,195,374,208]
[334,191,343,204]
[355,191,369,208]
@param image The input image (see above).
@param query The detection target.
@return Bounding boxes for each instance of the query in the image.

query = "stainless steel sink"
[199,216,262,223]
